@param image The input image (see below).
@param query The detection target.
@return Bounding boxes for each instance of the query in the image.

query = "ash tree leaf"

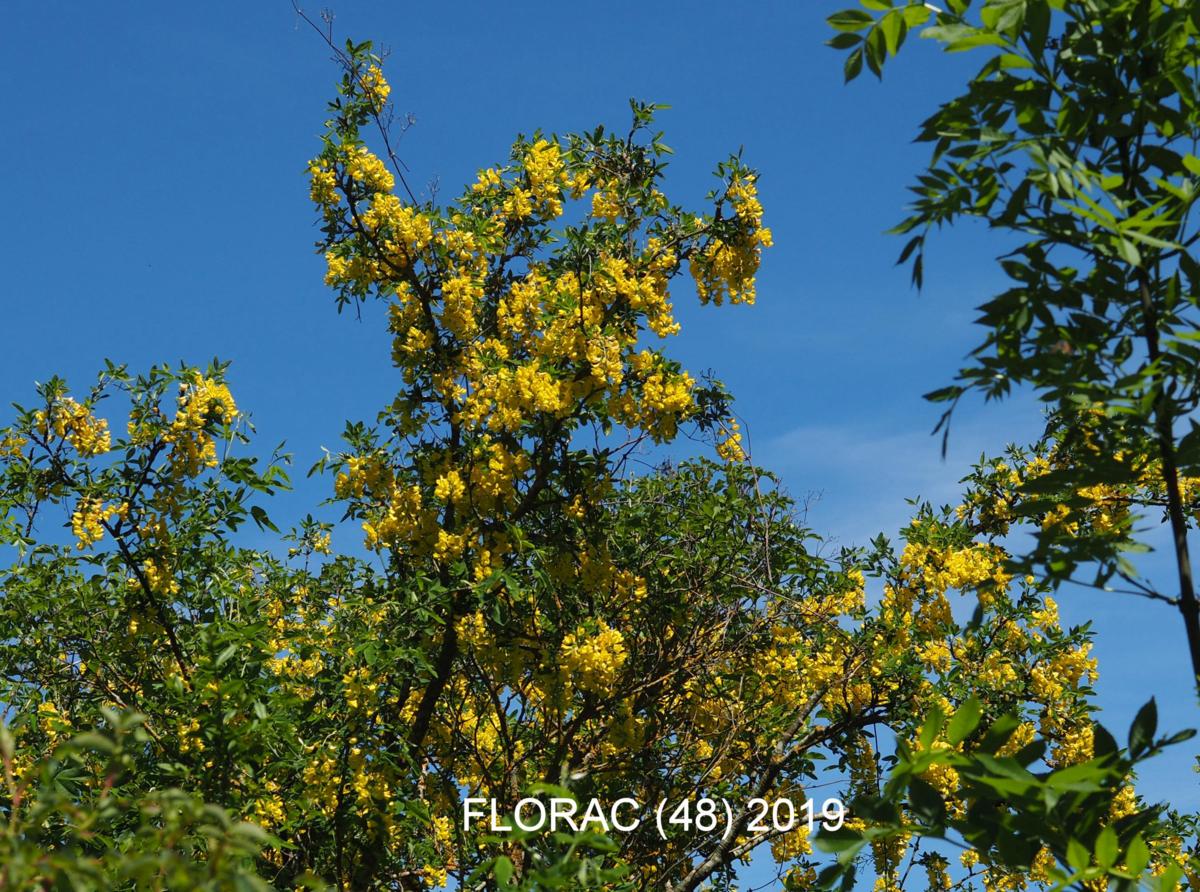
[1128,698,1157,757]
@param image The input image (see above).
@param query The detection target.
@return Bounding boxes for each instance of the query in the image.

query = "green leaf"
[879,10,907,55]
[981,0,1026,34]
[214,645,237,669]
[923,23,978,43]
[844,46,865,82]
[976,713,1020,753]
[1066,837,1090,872]
[946,697,982,745]
[65,731,116,754]
[865,24,887,76]
[494,855,514,886]
[0,722,13,764]
[944,31,1008,51]
[997,52,1032,69]
[1126,835,1150,876]
[907,777,947,827]
[1095,826,1118,869]
[828,9,875,31]
[1025,0,1049,52]
[827,32,864,49]
[1128,698,1157,756]
[1115,238,1142,267]
[897,233,923,265]
[250,504,279,533]
[1045,760,1107,793]
[919,707,945,750]
[815,826,868,865]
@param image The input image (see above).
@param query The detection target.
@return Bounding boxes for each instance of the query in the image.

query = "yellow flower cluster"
[1029,595,1059,631]
[561,621,628,695]
[422,865,449,889]
[996,721,1037,757]
[925,854,952,892]
[0,432,27,458]
[164,375,238,477]
[1040,502,1076,534]
[343,666,379,712]
[432,528,465,561]
[522,138,566,217]
[35,398,111,457]
[917,639,952,672]
[308,161,337,207]
[606,699,648,751]
[1045,718,1095,767]
[359,63,390,110]
[900,541,1006,596]
[37,700,70,745]
[427,675,525,791]
[141,554,180,596]
[363,195,435,267]
[345,145,395,193]
[690,175,773,306]
[761,625,807,707]
[1109,781,1139,821]
[471,167,503,195]
[871,828,911,886]
[973,648,1020,689]
[335,454,391,500]
[1030,644,1097,701]
[433,469,466,505]
[296,743,340,818]
[960,438,1143,543]
[70,497,125,549]
[770,823,813,862]
[591,182,623,222]
[729,175,767,229]
[715,419,746,462]
[252,781,287,829]
[178,718,204,754]
[920,745,961,799]
[362,482,437,553]
[1026,846,1057,883]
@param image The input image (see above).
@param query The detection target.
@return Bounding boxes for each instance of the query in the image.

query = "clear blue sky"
[3,1,1196,882]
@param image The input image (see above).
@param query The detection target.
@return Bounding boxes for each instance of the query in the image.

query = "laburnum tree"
[0,37,1190,892]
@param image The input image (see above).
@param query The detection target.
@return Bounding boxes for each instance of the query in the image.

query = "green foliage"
[816,699,1198,891]
[825,0,1200,883]
[0,710,276,890]
[827,0,1200,678]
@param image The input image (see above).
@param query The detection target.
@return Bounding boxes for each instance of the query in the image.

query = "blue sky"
[3,0,1197,882]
